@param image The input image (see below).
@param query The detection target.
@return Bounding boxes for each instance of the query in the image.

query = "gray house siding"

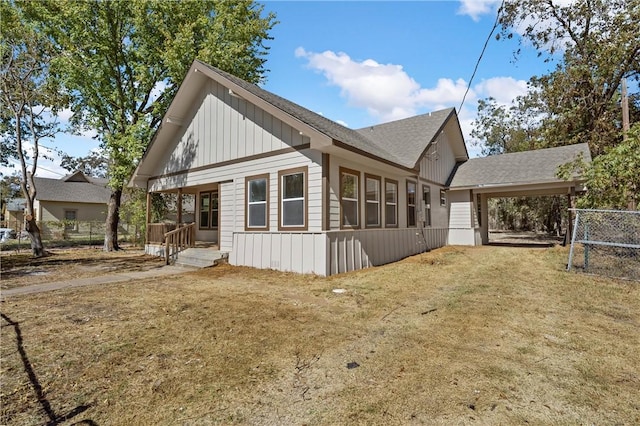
[149,79,311,180]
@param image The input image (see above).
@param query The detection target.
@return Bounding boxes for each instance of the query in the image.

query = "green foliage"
[20,0,277,191]
[471,95,544,155]
[16,0,276,249]
[475,0,639,216]
[59,149,109,178]
[571,124,640,209]
[497,0,640,156]
[1,1,67,255]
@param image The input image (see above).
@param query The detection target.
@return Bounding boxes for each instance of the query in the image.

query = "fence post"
[567,210,580,272]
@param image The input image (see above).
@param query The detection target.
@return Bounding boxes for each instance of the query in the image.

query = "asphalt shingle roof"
[198,61,454,169]
[356,108,456,168]
[34,174,111,203]
[448,143,591,188]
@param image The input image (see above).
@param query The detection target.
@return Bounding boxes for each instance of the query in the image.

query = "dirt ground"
[0,246,164,290]
[1,245,639,425]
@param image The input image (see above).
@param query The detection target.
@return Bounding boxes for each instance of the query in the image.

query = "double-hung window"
[423,185,432,227]
[365,174,381,228]
[407,180,417,227]
[64,210,77,231]
[340,168,359,228]
[279,167,307,230]
[385,179,398,227]
[246,174,269,229]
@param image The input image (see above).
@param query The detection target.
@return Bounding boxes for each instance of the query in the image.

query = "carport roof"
[448,143,591,189]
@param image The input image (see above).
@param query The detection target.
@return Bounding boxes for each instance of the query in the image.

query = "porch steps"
[174,248,228,268]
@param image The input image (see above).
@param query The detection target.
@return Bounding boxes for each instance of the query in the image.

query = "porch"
[144,182,223,266]
[146,223,226,267]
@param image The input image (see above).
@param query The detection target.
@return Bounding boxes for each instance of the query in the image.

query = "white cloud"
[457,0,502,21]
[296,47,473,122]
[296,47,532,158]
[474,76,528,105]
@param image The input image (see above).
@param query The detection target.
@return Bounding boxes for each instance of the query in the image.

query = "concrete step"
[174,248,228,268]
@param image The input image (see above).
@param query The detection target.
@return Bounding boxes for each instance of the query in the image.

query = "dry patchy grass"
[0,246,164,290]
[1,245,639,425]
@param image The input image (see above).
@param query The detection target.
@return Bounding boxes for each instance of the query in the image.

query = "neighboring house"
[130,60,588,276]
[2,198,26,228]
[32,171,111,228]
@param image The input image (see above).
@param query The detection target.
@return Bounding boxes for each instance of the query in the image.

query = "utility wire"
[459,0,505,112]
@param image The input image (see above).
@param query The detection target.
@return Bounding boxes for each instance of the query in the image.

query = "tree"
[59,149,109,178]
[558,123,640,209]
[0,2,66,256]
[21,0,277,251]
[473,0,639,216]
[498,0,640,156]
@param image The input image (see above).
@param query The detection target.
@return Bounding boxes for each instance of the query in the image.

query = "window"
[423,185,432,227]
[64,210,77,231]
[340,168,359,228]
[199,191,219,229]
[365,174,381,228]
[385,179,398,227]
[279,167,307,230]
[477,194,482,226]
[246,175,269,229]
[407,180,417,227]
[440,189,447,206]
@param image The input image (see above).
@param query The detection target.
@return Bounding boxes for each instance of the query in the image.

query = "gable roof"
[448,143,591,189]
[34,173,110,203]
[356,108,468,168]
[131,60,467,185]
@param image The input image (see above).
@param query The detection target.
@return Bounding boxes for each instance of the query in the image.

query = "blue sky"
[6,0,557,179]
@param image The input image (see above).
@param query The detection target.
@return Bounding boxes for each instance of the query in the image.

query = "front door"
[199,190,219,244]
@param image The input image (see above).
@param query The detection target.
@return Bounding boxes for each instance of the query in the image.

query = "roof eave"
[332,139,419,174]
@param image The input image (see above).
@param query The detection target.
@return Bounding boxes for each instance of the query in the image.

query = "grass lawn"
[1,245,639,425]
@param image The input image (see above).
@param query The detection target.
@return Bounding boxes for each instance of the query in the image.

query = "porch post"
[146,191,152,244]
[177,188,183,225]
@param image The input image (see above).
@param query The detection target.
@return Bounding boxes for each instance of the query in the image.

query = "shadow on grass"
[0,313,96,425]
[487,242,556,248]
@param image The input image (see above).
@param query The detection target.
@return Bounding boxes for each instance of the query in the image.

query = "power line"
[458,0,505,112]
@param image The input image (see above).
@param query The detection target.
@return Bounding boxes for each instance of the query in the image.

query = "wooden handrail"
[164,222,196,265]
[147,223,176,244]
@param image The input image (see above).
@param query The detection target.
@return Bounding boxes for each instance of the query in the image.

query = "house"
[2,198,26,228]
[32,171,111,232]
[130,60,588,276]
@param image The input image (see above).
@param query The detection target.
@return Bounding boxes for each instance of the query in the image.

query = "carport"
[446,143,591,245]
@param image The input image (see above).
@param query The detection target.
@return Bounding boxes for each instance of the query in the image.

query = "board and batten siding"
[230,232,328,275]
[418,125,458,185]
[230,227,448,276]
[151,79,311,179]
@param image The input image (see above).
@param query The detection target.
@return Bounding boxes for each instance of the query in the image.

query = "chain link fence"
[567,209,640,281]
[0,220,143,250]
